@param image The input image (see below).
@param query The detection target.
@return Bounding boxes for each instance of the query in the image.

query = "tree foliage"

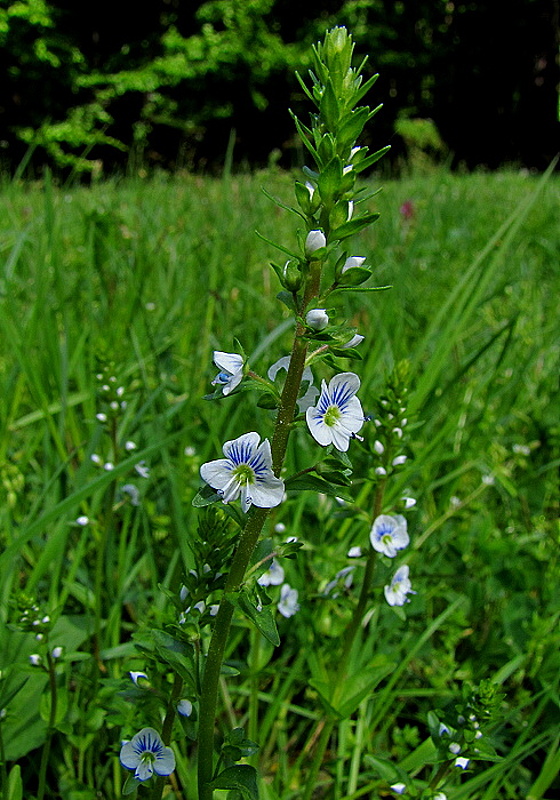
[0,0,557,174]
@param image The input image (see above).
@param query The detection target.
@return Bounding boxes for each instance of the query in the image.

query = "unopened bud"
[305,230,326,257]
[306,309,329,330]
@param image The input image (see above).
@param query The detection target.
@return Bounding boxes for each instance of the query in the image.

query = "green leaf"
[192,484,221,507]
[257,392,279,410]
[209,765,259,800]
[337,106,371,149]
[276,291,297,313]
[122,773,139,796]
[331,284,392,294]
[353,144,391,173]
[337,266,372,287]
[7,765,23,800]
[285,473,352,501]
[317,157,343,206]
[337,656,395,716]
[331,212,380,241]
[320,77,339,131]
[232,592,280,647]
[362,754,403,784]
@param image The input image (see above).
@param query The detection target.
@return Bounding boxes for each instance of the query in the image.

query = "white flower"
[211,351,244,395]
[268,356,319,413]
[125,440,137,451]
[347,546,362,558]
[392,455,407,466]
[90,453,102,465]
[129,671,149,685]
[324,566,355,596]
[119,727,175,781]
[177,699,193,717]
[29,654,41,666]
[258,559,285,586]
[135,461,150,479]
[122,483,141,506]
[455,757,470,770]
[305,309,329,330]
[278,584,299,618]
[76,515,89,526]
[342,333,365,349]
[305,180,316,198]
[200,432,285,513]
[305,230,326,256]
[342,256,366,273]
[390,784,406,795]
[403,497,416,509]
[370,514,409,557]
[434,793,447,800]
[306,372,364,452]
[96,413,107,423]
[384,565,415,606]
[374,440,385,455]
[449,742,461,754]
[52,646,63,659]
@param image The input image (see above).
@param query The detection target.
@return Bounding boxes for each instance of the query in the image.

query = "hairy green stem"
[37,652,57,800]
[301,482,386,800]
[197,259,323,800]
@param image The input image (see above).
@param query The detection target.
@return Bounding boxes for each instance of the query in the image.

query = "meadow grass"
[0,166,558,799]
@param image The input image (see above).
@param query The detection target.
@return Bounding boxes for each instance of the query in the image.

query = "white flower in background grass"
[200,432,284,513]
[258,559,285,586]
[278,584,299,618]
[384,565,416,606]
[370,514,409,557]
[268,356,319,412]
[306,372,364,452]
[211,351,244,395]
[119,727,175,782]
[390,784,406,795]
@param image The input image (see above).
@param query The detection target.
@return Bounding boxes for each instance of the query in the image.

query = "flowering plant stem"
[37,651,57,800]
[151,673,184,800]
[197,263,323,799]
[301,481,386,800]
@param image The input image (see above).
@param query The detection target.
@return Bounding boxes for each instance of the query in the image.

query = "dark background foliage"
[0,0,558,175]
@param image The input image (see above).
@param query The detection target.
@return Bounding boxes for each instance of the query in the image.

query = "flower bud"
[342,256,366,273]
[305,309,329,330]
[282,259,302,291]
[305,230,326,257]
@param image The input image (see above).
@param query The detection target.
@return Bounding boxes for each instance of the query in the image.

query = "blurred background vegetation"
[0,0,558,177]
